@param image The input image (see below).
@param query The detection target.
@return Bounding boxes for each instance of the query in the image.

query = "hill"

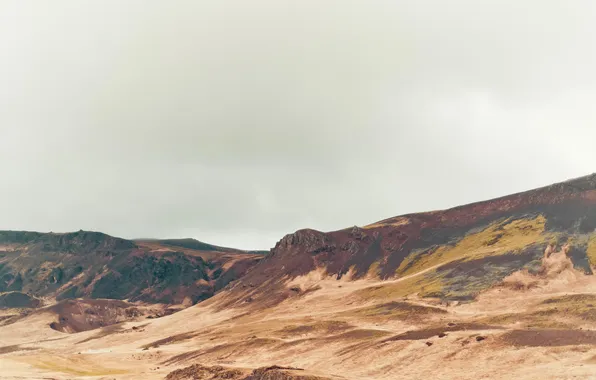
[138,238,269,256]
[5,174,596,379]
[218,173,596,309]
[0,230,263,305]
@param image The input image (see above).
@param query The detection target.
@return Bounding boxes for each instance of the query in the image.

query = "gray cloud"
[2,1,596,249]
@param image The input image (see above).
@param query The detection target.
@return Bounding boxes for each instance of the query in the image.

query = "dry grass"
[276,321,352,337]
[541,294,596,305]
[328,329,390,340]
[383,323,497,341]
[587,235,596,268]
[539,294,596,321]
[141,331,200,349]
[479,311,573,329]
[0,344,36,355]
[352,271,444,300]
[478,294,596,329]
[339,301,446,322]
[365,261,381,278]
[502,329,596,347]
[24,356,129,376]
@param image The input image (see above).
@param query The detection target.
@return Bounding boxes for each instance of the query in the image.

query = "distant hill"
[0,230,263,305]
[137,238,269,255]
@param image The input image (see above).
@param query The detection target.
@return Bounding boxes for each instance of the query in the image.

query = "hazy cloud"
[2,1,596,249]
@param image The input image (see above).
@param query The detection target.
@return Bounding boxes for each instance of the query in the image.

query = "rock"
[340,240,360,254]
[476,336,486,342]
[350,226,367,240]
[426,341,433,346]
[438,333,447,338]
[245,365,305,380]
[165,364,243,380]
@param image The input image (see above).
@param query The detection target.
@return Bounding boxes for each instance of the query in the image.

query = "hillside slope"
[140,238,269,256]
[0,230,263,305]
[5,174,596,379]
[218,174,596,310]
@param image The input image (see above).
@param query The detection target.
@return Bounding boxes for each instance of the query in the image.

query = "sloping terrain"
[219,174,596,310]
[5,175,596,379]
[0,231,263,305]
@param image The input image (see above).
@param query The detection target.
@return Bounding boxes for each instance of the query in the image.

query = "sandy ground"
[3,250,596,379]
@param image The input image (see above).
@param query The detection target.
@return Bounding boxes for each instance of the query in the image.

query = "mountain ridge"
[215,173,596,310]
[0,230,263,306]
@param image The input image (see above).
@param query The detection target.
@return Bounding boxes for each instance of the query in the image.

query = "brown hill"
[5,174,596,379]
[0,230,263,306]
[217,174,596,308]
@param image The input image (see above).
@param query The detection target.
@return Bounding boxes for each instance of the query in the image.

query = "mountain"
[217,173,596,309]
[4,174,596,379]
[0,230,263,306]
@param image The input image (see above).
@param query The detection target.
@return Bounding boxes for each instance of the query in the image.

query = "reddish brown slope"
[217,174,596,308]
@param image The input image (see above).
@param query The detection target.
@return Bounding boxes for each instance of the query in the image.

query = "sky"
[2,1,596,250]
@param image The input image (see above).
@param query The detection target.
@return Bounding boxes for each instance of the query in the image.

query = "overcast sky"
[2,1,596,249]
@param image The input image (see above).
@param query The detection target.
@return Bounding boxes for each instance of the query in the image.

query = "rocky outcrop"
[275,229,333,252]
[244,366,330,380]
[164,364,331,380]
[165,364,245,380]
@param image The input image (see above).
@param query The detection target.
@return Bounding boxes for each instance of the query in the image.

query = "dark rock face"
[276,229,333,252]
[0,231,262,305]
